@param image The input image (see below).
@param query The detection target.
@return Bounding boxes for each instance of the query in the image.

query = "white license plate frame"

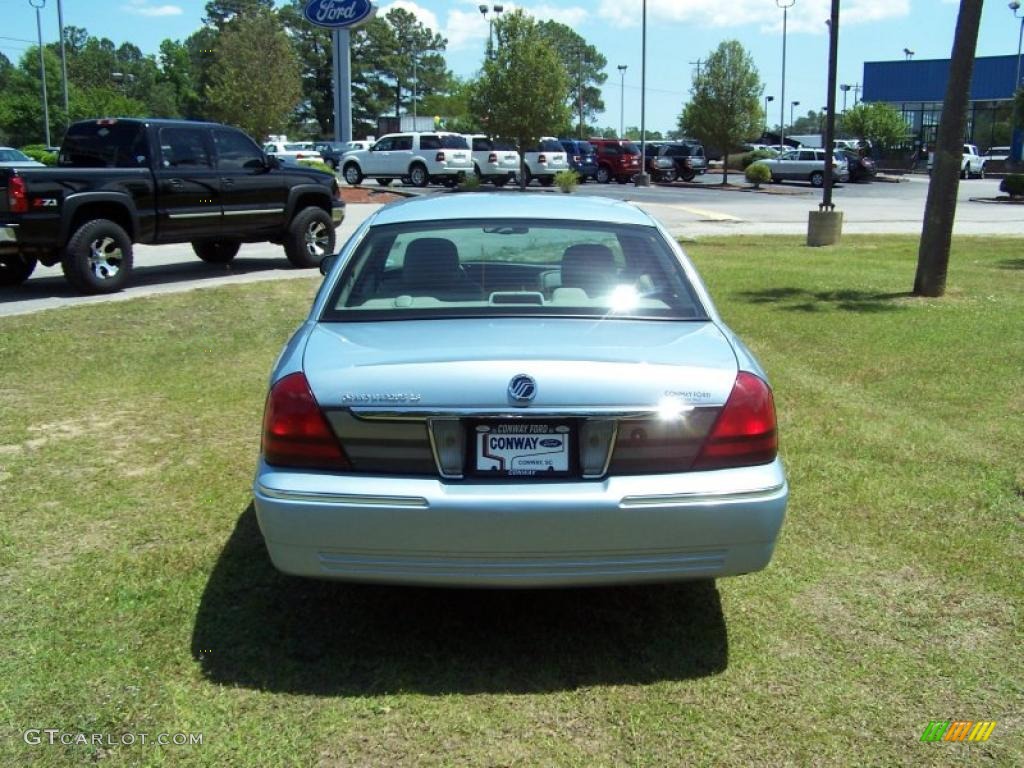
[470,421,575,478]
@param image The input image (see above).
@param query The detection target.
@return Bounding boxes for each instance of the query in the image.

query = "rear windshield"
[493,139,516,151]
[575,142,594,154]
[421,135,469,150]
[59,122,150,168]
[536,139,563,153]
[622,142,640,155]
[323,219,707,322]
[0,149,31,161]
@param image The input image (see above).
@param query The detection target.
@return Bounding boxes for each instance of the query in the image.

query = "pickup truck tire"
[408,163,429,188]
[976,165,986,180]
[595,166,611,184]
[342,163,363,186]
[284,207,335,269]
[0,254,37,286]
[192,240,240,264]
[960,165,968,180]
[61,219,133,294]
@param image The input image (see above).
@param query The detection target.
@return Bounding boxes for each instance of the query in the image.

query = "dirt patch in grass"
[339,187,406,205]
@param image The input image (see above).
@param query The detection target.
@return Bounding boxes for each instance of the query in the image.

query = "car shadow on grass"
[736,287,911,313]
[191,504,729,696]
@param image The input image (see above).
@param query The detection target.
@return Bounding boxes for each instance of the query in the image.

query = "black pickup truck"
[0,118,344,293]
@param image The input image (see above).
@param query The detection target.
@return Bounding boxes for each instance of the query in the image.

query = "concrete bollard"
[807,209,843,247]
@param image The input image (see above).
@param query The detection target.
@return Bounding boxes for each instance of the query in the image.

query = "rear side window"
[59,122,150,168]
[214,129,264,170]
[599,144,621,156]
[159,127,212,168]
[420,135,441,150]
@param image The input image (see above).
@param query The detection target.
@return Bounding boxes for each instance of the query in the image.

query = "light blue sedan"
[254,194,787,587]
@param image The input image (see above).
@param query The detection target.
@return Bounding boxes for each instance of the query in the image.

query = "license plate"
[473,422,573,477]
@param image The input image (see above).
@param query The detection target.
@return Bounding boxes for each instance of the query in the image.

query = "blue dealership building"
[862,54,1019,152]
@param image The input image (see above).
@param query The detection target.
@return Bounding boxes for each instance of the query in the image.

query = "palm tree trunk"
[914,0,984,297]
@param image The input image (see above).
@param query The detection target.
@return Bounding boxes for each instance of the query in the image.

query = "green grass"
[1,236,1021,766]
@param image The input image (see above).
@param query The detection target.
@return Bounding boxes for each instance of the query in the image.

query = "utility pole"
[29,0,51,148]
[617,64,627,138]
[636,0,650,185]
[777,0,796,148]
[57,0,68,120]
[689,59,702,82]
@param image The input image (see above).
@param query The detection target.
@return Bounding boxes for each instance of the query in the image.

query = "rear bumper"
[253,459,788,587]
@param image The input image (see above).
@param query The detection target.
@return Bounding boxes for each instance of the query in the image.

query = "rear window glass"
[441,135,468,149]
[323,219,707,322]
[493,139,516,151]
[539,139,563,152]
[578,142,594,154]
[622,142,640,155]
[59,122,150,168]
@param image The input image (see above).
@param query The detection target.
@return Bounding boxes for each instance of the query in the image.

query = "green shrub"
[745,162,772,189]
[458,174,482,192]
[554,169,578,193]
[999,174,1024,198]
[20,146,57,166]
[298,159,334,175]
[739,148,778,169]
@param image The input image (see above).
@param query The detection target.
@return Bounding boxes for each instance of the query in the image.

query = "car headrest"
[561,243,617,297]
[402,238,461,290]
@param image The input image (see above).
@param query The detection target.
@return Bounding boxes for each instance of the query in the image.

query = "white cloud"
[597,0,909,34]
[378,1,442,34]
[122,0,183,16]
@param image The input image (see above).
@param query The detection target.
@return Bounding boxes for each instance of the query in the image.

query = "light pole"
[617,64,627,138]
[56,0,68,121]
[776,0,796,149]
[29,0,51,148]
[840,83,851,112]
[1012,2,1023,91]
[903,48,915,61]
[478,4,503,56]
[577,47,585,138]
[790,100,800,133]
[636,0,650,185]
[764,95,774,136]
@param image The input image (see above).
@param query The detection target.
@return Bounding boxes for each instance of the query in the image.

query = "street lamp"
[617,65,627,138]
[903,48,915,61]
[56,0,68,118]
[764,95,774,136]
[840,83,851,112]
[29,0,51,148]
[790,100,800,133]
[1011,2,1023,91]
[479,4,503,56]
[635,0,650,186]
[776,0,796,149]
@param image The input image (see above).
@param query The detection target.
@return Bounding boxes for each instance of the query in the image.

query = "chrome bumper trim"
[255,484,429,508]
[350,406,713,421]
[620,482,786,508]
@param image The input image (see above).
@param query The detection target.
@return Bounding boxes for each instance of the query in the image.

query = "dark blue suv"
[559,139,598,182]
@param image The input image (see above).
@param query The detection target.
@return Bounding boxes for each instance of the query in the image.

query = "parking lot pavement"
[0,205,379,318]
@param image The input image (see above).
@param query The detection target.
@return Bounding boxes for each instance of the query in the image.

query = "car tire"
[0,254,37,286]
[61,219,133,294]
[810,171,824,188]
[596,166,611,184]
[977,165,985,180]
[960,166,968,180]
[539,176,554,187]
[660,169,677,183]
[342,163,363,186]
[408,163,428,187]
[192,240,241,264]
[284,207,335,269]
[377,178,393,187]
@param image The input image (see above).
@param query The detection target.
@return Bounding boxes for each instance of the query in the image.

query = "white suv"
[341,133,472,187]
[522,137,569,186]
[466,135,520,186]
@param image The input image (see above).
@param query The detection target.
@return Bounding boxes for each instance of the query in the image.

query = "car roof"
[370,193,656,228]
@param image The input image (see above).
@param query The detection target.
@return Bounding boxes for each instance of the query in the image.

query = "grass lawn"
[0,236,1021,767]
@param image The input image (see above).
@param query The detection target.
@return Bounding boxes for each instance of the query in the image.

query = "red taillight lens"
[436,151,445,162]
[8,176,28,213]
[538,154,547,163]
[261,372,350,470]
[488,152,498,163]
[692,372,778,470]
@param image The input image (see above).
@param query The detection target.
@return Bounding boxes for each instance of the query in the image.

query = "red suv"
[588,138,641,184]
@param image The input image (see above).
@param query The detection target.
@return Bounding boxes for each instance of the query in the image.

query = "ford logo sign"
[507,374,537,404]
[303,0,377,29]
[539,439,561,448]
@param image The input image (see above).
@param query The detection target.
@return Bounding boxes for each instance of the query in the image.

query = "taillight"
[488,152,498,163]
[573,155,581,163]
[692,372,778,470]
[436,151,445,162]
[8,176,28,213]
[261,372,350,470]
[538,154,547,163]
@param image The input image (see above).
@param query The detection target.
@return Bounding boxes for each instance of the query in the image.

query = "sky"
[2,0,1022,136]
